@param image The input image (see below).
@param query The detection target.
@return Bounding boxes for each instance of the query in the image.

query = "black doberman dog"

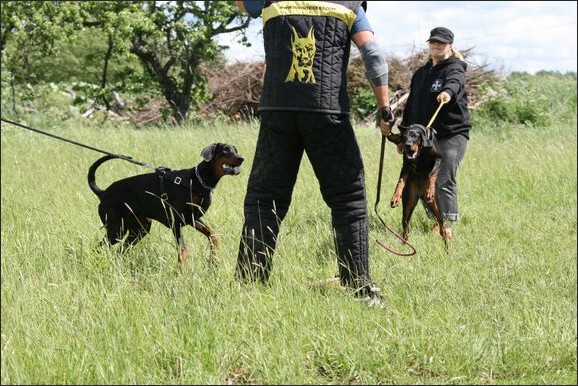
[88,143,244,269]
[387,124,450,248]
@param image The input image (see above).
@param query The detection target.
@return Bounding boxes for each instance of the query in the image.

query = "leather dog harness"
[156,167,212,202]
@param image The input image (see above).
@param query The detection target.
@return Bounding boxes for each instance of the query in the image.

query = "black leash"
[1,117,158,171]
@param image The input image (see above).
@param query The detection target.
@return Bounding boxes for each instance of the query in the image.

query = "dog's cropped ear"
[418,125,435,148]
[386,133,402,145]
[201,143,219,161]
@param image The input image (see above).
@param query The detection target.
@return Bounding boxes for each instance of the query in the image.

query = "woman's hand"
[437,91,451,104]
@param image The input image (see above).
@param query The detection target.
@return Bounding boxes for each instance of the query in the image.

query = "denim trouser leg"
[435,134,468,222]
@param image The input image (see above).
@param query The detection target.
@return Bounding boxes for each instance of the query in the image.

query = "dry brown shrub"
[203,61,264,121]
[111,47,500,124]
[187,48,498,120]
[204,47,499,122]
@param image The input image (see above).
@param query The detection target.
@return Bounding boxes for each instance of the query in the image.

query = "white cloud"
[222,1,577,74]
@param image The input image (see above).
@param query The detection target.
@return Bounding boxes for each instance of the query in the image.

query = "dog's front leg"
[173,225,188,271]
[194,220,218,266]
[178,237,189,270]
[391,176,406,208]
[425,174,437,203]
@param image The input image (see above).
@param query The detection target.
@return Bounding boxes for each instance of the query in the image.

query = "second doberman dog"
[387,124,450,249]
[87,143,244,269]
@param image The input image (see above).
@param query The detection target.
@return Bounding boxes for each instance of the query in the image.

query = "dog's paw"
[390,196,401,208]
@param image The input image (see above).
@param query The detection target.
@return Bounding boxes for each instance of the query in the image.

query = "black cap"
[427,27,454,44]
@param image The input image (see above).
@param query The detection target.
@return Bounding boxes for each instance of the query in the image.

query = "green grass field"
[2,109,576,384]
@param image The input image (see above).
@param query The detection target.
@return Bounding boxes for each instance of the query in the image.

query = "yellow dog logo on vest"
[285,25,316,84]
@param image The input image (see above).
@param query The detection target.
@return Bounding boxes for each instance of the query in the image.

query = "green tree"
[125,1,251,123]
[1,1,83,113]
[1,1,79,83]
[1,1,252,124]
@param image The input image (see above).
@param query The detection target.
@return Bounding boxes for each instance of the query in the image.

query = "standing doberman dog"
[387,124,450,249]
[87,143,244,269]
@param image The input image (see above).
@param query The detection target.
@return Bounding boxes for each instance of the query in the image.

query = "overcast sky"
[221,1,577,75]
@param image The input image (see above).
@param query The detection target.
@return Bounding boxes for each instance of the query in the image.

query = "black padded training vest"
[259,1,364,114]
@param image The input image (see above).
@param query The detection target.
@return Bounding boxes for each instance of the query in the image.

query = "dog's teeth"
[406,153,418,159]
[223,164,236,172]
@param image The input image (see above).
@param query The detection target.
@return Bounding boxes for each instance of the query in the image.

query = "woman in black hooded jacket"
[401,26,471,239]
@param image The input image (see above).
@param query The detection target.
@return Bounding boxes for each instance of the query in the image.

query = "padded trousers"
[235,111,372,290]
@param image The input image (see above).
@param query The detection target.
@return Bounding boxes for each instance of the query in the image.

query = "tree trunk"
[131,35,195,125]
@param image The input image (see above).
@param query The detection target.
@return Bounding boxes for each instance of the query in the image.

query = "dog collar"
[194,167,213,191]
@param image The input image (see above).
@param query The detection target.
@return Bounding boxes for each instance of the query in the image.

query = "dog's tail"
[87,155,119,198]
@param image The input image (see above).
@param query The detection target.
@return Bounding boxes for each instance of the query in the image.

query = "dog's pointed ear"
[201,143,219,161]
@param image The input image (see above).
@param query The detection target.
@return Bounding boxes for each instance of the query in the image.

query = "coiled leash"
[1,117,160,171]
[374,99,447,256]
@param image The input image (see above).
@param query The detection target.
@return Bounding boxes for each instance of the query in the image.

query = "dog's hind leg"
[98,204,124,247]
[123,216,151,247]
[98,202,151,253]
[425,196,451,250]
[401,184,419,241]
[110,204,151,252]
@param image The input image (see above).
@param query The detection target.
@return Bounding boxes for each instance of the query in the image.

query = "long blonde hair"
[451,48,464,60]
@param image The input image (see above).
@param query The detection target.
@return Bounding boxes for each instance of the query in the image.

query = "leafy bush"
[474,71,576,129]
[475,79,550,126]
[351,88,377,120]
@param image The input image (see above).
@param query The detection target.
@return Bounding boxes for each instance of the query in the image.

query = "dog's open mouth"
[222,162,242,175]
[405,148,419,159]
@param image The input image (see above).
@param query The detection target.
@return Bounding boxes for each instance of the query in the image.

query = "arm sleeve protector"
[358,40,388,87]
